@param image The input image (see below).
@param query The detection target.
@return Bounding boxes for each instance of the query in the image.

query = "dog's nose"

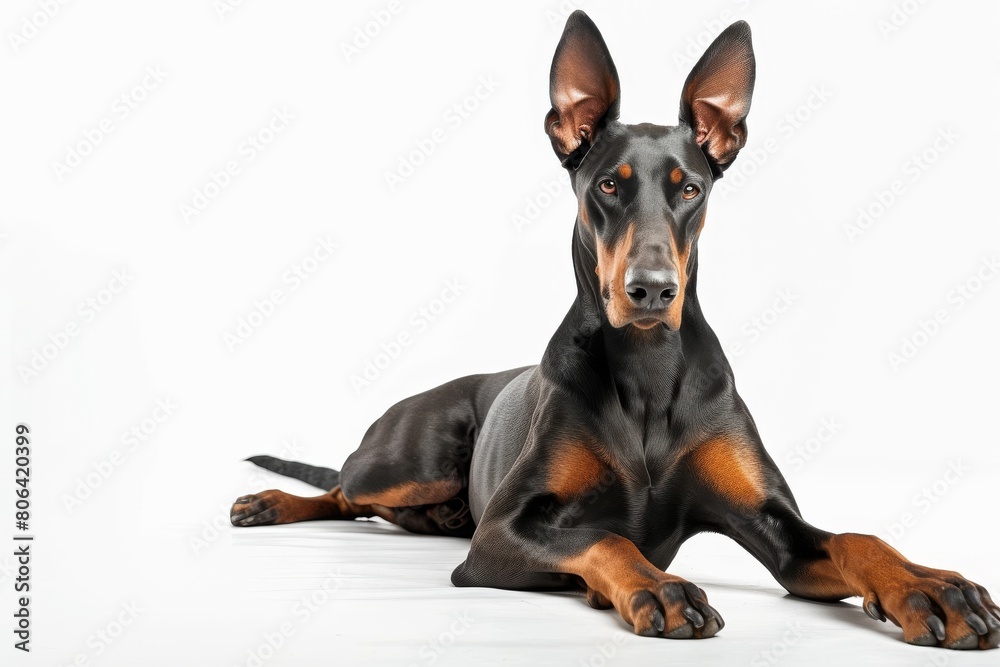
[624,267,679,310]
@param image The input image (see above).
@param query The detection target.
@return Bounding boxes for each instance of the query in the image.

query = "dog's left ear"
[679,21,755,175]
[545,11,621,166]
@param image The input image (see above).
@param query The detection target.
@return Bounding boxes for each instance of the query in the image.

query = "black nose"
[624,267,679,310]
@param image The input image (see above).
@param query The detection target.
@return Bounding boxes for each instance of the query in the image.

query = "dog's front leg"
[452,457,723,639]
[726,501,1000,650]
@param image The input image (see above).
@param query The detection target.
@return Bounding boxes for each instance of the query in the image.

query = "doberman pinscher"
[231,12,999,649]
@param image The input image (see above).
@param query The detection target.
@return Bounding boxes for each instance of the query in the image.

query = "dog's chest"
[598,409,693,485]
[572,423,697,536]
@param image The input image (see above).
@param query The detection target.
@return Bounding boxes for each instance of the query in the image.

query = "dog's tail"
[245,455,340,491]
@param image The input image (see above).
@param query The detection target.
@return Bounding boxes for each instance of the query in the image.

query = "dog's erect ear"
[545,11,621,166]
[679,21,755,174]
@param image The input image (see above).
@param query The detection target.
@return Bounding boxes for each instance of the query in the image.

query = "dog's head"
[547,12,755,331]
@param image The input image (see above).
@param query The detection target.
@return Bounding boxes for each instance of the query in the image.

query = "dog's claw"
[682,607,705,628]
[926,615,947,642]
[701,615,721,637]
[864,600,886,622]
[650,609,665,634]
[966,613,989,636]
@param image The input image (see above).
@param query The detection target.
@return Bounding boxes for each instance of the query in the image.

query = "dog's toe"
[230,491,284,527]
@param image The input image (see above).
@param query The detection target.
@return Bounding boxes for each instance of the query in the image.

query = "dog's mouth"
[603,302,675,331]
[631,316,666,330]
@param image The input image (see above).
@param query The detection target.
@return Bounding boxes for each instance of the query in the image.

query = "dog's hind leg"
[230,368,529,533]
[230,456,373,527]
[339,368,531,537]
[230,486,374,527]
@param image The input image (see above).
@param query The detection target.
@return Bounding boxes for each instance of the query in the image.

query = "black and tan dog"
[231,12,998,649]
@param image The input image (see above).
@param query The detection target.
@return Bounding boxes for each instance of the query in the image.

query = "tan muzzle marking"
[595,223,636,328]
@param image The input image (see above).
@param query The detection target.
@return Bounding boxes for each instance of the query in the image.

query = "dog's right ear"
[544,11,621,167]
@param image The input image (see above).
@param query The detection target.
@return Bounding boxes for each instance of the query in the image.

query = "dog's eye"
[598,179,617,195]
[682,183,701,200]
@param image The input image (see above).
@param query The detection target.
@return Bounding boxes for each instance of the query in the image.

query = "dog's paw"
[618,577,723,639]
[866,567,1000,650]
[230,490,289,527]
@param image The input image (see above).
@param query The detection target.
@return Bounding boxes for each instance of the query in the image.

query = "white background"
[2,0,999,665]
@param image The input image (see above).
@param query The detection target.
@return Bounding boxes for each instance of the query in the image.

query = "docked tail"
[245,455,340,491]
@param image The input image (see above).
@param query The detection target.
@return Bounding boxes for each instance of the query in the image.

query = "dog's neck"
[540,225,710,411]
